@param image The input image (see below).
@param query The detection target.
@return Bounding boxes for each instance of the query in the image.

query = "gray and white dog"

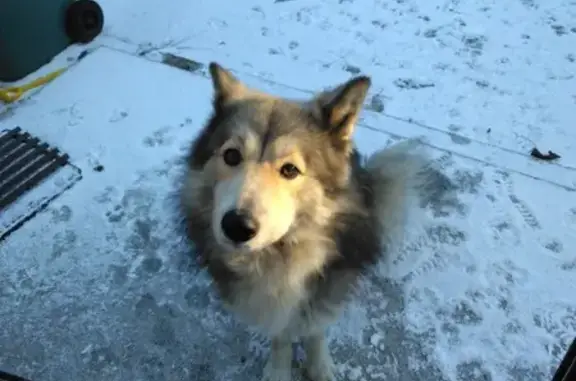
[179,63,428,381]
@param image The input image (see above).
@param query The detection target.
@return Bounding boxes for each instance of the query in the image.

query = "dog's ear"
[315,76,371,142]
[209,62,246,107]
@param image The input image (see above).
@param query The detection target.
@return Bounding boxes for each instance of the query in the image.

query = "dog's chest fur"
[228,275,326,338]
[207,242,343,338]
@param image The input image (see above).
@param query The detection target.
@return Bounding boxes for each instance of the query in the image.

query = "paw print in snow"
[143,127,174,147]
[105,204,125,223]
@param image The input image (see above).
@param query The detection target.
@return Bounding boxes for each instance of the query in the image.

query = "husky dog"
[179,63,428,381]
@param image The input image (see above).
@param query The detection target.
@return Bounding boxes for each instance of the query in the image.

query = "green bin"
[0,0,104,82]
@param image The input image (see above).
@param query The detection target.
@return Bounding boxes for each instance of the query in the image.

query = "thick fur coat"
[179,63,428,381]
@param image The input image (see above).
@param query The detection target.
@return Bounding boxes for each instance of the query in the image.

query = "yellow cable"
[0,68,66,103]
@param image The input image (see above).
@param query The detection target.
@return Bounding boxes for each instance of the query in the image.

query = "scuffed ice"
[1,0,576,379]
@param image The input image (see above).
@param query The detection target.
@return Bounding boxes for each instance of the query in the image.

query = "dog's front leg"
[262,335,293,381]
[303,333,336,381]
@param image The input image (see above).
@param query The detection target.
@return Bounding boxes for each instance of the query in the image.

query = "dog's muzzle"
[220,209,259,244]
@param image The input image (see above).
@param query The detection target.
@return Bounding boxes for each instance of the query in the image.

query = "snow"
[1,1,575,380]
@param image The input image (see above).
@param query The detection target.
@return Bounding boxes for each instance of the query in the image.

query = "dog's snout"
[221,209,259,244]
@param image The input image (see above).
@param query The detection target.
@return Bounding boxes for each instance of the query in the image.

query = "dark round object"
[222,148,243,167]
[65,0,104,44]
[279,163,300,180]
[220,209,259,244]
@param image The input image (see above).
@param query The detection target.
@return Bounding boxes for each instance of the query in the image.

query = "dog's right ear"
[209,62,246,107]
[309,75,370,155]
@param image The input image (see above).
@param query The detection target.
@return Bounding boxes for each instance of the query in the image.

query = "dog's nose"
[221,209,259,244]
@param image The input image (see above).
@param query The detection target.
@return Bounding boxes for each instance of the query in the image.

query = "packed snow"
[1,1,575,380]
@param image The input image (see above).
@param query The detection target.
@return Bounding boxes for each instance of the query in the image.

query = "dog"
[178,62,429,381]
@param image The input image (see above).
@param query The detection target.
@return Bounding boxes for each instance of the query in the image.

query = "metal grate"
[0,370,32,381]
[553,337,576,381]
[0,127,70,211]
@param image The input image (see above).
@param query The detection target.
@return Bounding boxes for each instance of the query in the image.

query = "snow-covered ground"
[1,1,575,380]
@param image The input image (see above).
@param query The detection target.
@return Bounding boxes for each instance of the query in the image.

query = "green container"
[0,0,73,82]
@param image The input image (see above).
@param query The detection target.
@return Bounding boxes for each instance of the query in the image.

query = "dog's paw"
[261,359,292,381]
[304,356,337,381]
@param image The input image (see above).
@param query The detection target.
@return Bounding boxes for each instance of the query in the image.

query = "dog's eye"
[223,148,243,166]
[280,163,301,180]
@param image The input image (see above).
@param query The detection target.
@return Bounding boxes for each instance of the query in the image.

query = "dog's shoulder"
[349,148,377,207]
[330,149,382,270]
[302,151,383,310]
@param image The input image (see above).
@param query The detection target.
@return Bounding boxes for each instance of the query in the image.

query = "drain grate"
[0,127,70,211]
[553,337,576,381]
[0,370,32,381]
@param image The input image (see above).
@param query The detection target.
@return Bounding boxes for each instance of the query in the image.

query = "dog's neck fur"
[205,224,338,335]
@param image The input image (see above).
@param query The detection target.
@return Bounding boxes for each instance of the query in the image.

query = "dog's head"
[185,63,371,252]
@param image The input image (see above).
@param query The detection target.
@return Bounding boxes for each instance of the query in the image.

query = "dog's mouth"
[212,223,261,252]
[216,236,252,252]
[213,225,291,253]
[217,238,289,256]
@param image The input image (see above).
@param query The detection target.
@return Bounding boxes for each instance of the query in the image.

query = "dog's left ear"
[316,75,371,141]
[209,62,246,107]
